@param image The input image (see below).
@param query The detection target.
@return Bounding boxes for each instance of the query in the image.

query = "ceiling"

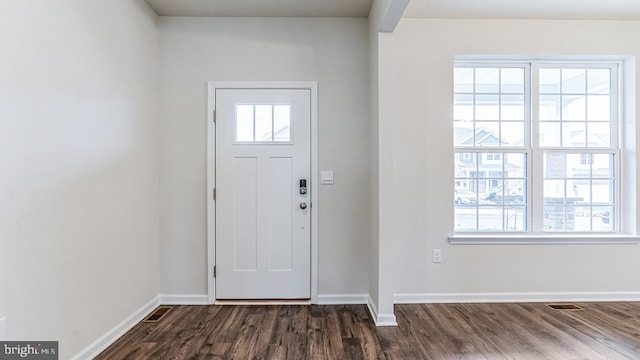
[144,0,640,20]
[404,0,640,20]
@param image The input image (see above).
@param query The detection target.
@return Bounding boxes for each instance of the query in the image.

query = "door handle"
[299,202,308,210]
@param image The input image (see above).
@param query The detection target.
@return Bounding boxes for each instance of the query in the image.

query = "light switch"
[320,170,334,185]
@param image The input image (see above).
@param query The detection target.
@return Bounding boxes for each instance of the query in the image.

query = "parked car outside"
[454,189,477,204]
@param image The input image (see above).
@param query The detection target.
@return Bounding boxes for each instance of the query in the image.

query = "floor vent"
[546,303,584,311]
[143,306,173,323]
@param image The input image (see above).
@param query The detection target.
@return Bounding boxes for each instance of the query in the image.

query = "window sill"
[449,234,640,245]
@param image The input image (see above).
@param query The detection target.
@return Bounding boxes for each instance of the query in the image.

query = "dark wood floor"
[96,302,640,359]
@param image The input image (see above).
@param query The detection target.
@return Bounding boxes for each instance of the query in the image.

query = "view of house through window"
[454,62,619,233]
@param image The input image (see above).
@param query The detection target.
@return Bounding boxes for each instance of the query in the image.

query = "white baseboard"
[70,296,160,360]
[367,295,397,326]
[316,294,368,305]
[159,294,209,305]
[394,291,640,304]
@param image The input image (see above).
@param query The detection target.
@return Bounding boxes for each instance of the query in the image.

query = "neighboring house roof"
[456,126,501,147]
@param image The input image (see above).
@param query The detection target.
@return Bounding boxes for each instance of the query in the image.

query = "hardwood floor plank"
[96,302,640,360]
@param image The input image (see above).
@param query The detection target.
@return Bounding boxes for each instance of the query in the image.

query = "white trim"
[159,294,209,305]
[316,294,369,305]
[394,291,640,304]
[367,295,397,326]
[449,234,640,245]
[70,296,160,360]
[379,0,410,33]
[207,82,217,304]
[206,81,319,304]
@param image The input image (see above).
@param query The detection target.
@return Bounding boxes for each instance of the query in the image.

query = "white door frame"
[207,81,318,304]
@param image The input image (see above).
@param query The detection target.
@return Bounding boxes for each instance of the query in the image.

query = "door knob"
[299,202,308,210]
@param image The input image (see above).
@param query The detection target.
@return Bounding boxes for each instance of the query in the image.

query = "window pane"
[544,153,567,179]
[540,68,561,93]
[475,95,499,120]
[486,189,503,205]
[592,154,614,178]
[506,153,526,176]
[593,180,614,204]
[566,154,590,178]
[544,180,565,202]
[501,68,524,93]
[587,122,611,147]
[570,206,590,231]
[505,179,526,204]
[562,95,586,121]
[562,68,586,93]
[455,152,477,178]
[475,68,499,93]
[273,105,291,142]
[505,206,526,231]
[454,121,474,146]
[455,206,477,232]
[540,95,561,120]
[454,67,474,93]
[562,122,586,147]
[587,69,610,94]
[454,94,474,121]
[593,206,614,231]
[478,206,503,231]
[544,206,566,231]
[255,105,273,141]
[475,122,499,147]
[501,122,524,146]
[236,105,254,141]
[539,122,561,147]
[501,95,524,120]
[586,95,610,121]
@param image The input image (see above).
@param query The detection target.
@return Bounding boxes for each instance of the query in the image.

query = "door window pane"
[273,105,291,142]
[236,105,254,142]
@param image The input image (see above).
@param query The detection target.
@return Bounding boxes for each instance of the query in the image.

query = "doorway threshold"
[215,299,311,306]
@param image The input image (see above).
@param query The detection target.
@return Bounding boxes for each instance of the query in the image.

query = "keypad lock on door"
[299,179,307,195]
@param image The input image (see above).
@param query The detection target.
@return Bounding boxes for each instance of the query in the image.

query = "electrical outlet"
[0,317,6,340]
[432,249,442,263]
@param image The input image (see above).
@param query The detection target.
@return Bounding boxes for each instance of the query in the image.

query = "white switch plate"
[0,317,6,340]
[320,170,334,185]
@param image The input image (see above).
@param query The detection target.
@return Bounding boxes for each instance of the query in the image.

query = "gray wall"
[0,1,160,358]
[158,17,371,297]
[382,19,640,299]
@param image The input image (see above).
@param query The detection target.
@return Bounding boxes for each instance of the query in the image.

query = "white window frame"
[451,59,639,244]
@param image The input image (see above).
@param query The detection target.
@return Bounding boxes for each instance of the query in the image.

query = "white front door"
[215,88,311,299]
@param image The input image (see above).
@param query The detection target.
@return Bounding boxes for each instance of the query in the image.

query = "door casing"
[207,81,318,304]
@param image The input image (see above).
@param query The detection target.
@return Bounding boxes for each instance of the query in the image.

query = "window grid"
[454,61,620,234]
[235,104,292,143]
[541,151,617,232]
[455,150,529,232]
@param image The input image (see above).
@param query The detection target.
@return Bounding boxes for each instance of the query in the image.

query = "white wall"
[158,17,370,297]
[0,1,160,358]
[383,19,640,298]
